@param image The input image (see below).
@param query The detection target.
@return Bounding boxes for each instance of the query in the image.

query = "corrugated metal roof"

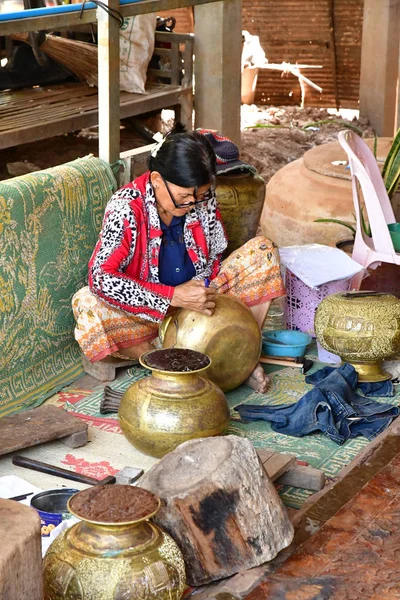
[243,0,364,108]
[157,1,363,108]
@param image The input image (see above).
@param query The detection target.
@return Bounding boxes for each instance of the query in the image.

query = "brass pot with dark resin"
[118,348,230,458]
[315,291,400,382]
[43,485,186,600]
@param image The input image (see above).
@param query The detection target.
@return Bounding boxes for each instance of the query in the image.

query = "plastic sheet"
[279,243,363,289]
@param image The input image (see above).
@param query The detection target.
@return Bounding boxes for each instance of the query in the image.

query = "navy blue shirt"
[158,215,196,286]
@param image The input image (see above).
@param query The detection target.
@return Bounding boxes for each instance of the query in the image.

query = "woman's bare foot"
[245,363,270,393]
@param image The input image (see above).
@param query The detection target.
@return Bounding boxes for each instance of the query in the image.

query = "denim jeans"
[305,366,394,397]
[235,364,399,445]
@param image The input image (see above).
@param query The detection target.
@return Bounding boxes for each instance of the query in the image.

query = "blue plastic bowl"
[262,330,312,358]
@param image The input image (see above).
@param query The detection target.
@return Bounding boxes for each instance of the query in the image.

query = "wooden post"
[194,0,242,148]
[97,0,120,165]
[327,0,339,111]
[359,0,400,136]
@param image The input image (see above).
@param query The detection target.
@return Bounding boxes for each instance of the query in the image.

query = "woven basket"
[285,269,351,337]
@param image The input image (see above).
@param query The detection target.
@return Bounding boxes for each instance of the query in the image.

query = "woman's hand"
[170,280,217,316]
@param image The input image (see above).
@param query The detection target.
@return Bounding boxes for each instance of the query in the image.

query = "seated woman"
[72,128,285,393]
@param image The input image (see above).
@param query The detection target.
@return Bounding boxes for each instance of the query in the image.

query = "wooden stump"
[0,499,43,599]
[140,435,294,586]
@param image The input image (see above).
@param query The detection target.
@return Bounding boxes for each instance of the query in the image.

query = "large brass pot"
[118,349,230,458]
[216,172,266,255]
[161,296,262,392]
[315,291,400,382]
[43,486,186,600]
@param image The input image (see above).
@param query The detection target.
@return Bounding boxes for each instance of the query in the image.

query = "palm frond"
[382,128,400,199]
[302,120,364,135]
[313,219,356,235]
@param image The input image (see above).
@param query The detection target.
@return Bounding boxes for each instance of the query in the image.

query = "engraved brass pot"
[216,171,266,256]
[315,291,400,382]
[118,349,230,458]
[43,492,186,600]
[160,295,262,392]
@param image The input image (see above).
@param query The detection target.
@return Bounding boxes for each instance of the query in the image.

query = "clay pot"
[216,171,266,255]
[43,485,186,600]
[161,295,262,392]
[315,291,400,382]
[118,348,230,458]
[260,137,396,248]
[241,66,259,104]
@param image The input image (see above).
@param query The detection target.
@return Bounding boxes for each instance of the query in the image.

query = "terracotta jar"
[118,348,230,458]
[260,137,396,248]
[216,171,266,255]
[315,291,400,382]
[43,485,186,600]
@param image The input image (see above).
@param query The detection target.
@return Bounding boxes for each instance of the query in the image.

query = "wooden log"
[140,435,294,586]
[0,499,43,599]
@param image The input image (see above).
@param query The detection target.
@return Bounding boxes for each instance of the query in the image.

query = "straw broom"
[11,32,98,86]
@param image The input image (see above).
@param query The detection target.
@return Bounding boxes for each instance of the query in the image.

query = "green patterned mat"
[64,357,400,509]
[0,156,116,416]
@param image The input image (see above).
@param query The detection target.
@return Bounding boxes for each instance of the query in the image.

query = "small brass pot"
[118,349,230,458]
[43,487,186,600]
[315,291,400,382]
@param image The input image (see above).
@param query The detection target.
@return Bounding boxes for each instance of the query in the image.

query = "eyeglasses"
[161,176,215,209]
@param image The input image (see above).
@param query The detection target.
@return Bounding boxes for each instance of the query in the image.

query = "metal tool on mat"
[259,355,313,374]
[101,385,124,414]
[12,455,143,486]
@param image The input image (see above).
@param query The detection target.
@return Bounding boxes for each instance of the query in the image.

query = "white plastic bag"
[120,13,157,94]
[279,244,364,289]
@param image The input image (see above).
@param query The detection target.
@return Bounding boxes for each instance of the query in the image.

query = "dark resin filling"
[69,485,159,523]
[143,348,210,372]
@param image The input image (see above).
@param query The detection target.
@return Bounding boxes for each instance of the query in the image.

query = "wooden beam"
[327,0,339,110]
[97,0,120,164]
[194,0,242,148]
[276,465,326,491]
[359,0,400,136]
[0,0,220,36]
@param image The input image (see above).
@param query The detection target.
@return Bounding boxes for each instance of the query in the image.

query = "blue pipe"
[0,0,141,22]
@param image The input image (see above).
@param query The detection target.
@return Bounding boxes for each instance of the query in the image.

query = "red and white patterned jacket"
[89,172,228,322]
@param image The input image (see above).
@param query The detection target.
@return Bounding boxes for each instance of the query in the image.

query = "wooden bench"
[0,31,193,150]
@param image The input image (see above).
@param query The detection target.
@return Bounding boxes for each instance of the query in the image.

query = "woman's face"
[151,171,212,218]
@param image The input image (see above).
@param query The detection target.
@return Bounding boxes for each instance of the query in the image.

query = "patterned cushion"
[0,156,117,415]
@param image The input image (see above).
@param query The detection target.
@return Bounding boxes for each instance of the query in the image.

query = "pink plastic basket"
[285,269,351,337]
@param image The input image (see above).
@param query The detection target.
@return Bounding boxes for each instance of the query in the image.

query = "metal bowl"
[31,488,78,537]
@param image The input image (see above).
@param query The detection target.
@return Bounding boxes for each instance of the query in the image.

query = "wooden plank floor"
[0,81,185,149]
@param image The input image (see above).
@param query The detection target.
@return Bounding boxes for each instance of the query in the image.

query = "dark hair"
[148,126,216,188]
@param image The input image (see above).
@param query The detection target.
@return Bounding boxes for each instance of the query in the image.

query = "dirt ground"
[0,105,374,183]
[240,104,374,184]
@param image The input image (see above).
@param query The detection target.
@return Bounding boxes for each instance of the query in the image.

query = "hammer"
[12,455,143,486]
